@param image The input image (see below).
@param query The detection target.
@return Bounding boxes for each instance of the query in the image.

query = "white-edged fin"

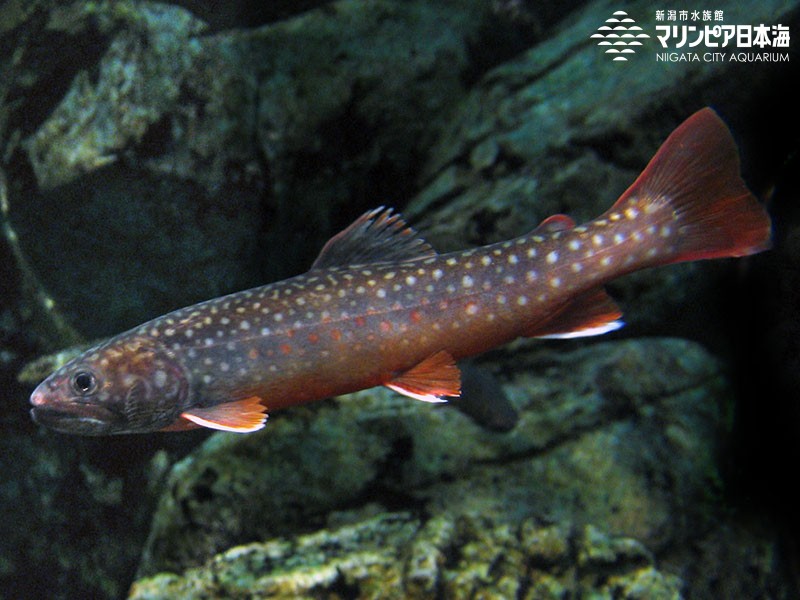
[384,350,461,403]
[385,383,450,403]
[180,397,268,433]
[524,287,623,339]
[536,319,625,339]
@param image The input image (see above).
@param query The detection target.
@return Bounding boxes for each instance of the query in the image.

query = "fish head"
[30,335,189,435]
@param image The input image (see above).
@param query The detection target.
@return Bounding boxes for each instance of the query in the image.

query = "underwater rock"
[3,0,533,339]
[130,514,683,599]
[136,338,727,579]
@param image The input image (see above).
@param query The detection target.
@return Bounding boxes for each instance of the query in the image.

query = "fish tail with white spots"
[609,108,771,267]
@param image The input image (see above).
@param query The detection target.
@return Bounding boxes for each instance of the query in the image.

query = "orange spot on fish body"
[410,310,422,323]
[354,316,366,327]
[280,344,292,355]
[248,348,259,360]
[380,321,392,332]
[331,329,342,341]
[308,333,319,344]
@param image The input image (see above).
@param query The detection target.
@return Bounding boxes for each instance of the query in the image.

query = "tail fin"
[611,108,771,264]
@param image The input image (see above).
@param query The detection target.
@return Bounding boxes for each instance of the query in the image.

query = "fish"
[29,108,771,435]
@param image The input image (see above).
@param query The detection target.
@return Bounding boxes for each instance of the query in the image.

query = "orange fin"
[611,107,771,263]
[526,287,624,339]
[385,350,461,403]
[310,207,437,270]
[533,214,576,234]
[159,419,202,432]
[180,397,268,433]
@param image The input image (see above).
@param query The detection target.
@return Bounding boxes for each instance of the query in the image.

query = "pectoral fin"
[180,397,268,433]
[385,350,461,403]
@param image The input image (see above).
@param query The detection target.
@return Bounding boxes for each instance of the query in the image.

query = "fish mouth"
[30,405,118,435]
[29,387,120,435]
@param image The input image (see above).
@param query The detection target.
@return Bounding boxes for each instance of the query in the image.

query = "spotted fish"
[29,108,771,435]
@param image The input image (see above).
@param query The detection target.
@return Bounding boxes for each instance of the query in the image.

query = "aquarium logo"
[590,10,651,61]
[653,10,791,63]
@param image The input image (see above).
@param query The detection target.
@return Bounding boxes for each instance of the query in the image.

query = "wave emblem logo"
[590,10,650,61]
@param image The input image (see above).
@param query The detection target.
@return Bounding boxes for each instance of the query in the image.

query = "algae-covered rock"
[130,513,684,599]
[136,338,728,579]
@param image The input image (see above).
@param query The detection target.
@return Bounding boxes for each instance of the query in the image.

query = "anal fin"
[526,287,624,339]
[180,397,268,433]
[385,350,461,403]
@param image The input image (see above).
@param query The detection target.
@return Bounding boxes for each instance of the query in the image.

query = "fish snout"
[29,379,58,408]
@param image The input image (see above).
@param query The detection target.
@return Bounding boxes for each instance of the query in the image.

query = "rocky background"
[1,0,798,598]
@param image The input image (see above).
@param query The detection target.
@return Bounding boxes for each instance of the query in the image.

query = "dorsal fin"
[180,397,268,433]
[533,214,576,234]
[310,207,436,270]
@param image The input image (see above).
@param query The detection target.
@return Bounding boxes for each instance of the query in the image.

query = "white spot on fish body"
[376,289,387,298]
[185,329,194,339]
[240,321,251,331]
[547,251,559,264]
[550,277,561,288]
[526,271,538,283]
[503,275,515,285]
[601,256,612,267]
[446,258,457,266]
[613,233,624,244]
[432,269,443,280]
[593,234,605,246]
[466,303,479,315]
[154,370,167,389]
[568,240,581,251]
[625,207,639,219]
[406,276,416,286]
[462,275,474,288]
[517,295,528,306]
[221,317,230,325]
[571,263,583,273]
[660,226,672,238]
[481,256,492,266]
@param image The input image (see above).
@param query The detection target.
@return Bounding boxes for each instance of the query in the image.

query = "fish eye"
[71,370,97,395]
